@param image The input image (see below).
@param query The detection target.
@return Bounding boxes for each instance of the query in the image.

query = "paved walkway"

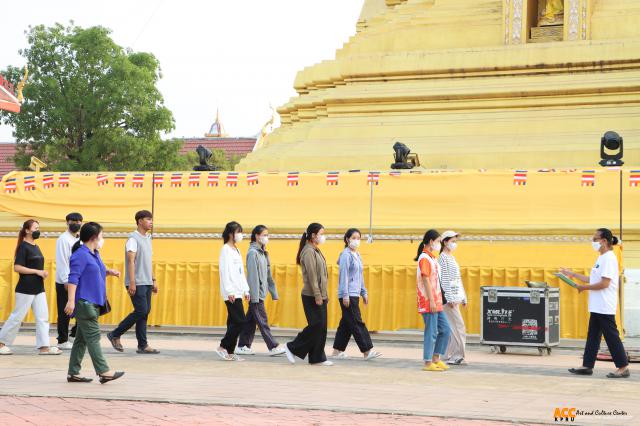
[0,396,529,425]
[0,334,637,425]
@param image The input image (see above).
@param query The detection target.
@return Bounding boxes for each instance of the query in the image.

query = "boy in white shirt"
[55,212,83,349]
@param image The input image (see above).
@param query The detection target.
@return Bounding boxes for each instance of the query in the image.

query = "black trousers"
[333,297,373,353]
[55,283,77,343]
[238,300,279,350]
[583,312,628,369]
[220,299,247,354]
[287,295,327,364]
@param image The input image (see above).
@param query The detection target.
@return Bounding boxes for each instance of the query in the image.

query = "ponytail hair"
[72,240,82,253]
[222,221,243,244]
[15,219,38,258]
[414,229,440,261]
[296,222,324,265]
[251,225,268,243]
[597,228,619,248]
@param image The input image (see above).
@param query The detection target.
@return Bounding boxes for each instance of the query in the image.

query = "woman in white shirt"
[216,221,250,361]
[561,228,630,379]
[438,230,467,365]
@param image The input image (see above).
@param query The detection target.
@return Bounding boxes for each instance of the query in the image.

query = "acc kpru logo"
[554,407,576,422]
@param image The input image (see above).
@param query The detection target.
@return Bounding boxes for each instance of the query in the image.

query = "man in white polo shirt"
[55,212,83,350]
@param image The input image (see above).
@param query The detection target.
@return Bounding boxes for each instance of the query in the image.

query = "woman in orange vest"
[415,229,451,372]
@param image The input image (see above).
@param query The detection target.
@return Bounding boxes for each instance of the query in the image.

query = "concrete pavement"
[0,332,637,425]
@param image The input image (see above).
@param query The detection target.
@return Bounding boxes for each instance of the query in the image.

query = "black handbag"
[98,300,111,316]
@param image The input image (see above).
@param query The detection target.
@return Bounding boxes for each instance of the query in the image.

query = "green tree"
[0,23,191,171]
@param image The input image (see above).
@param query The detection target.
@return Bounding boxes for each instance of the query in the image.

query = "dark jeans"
[220,299,247,354]
[55,283,77,343]
[287,295,328,364]
[238,300,279,350]
[333,297,373,353]
[582,312,628,369]
[111,285,152,349]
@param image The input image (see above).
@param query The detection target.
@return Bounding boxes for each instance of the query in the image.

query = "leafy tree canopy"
[1,22,192,171]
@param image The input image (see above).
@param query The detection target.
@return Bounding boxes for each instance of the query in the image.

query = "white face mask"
[97,237,105,249]
[234,233,244,243]
[448,242,457,251]
[316,234,326,245]
[432,242,442,252]
[592,241,601,252]
[349,239,360,249]
[259,235,269,246]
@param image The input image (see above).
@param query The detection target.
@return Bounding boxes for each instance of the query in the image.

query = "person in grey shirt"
[108,210,159,354]
[236,225,285,356]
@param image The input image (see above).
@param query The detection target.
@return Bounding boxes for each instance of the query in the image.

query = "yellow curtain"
[0,259,608,339]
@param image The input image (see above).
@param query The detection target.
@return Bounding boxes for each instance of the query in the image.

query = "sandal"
[106,333,123,352]
[568,367,593,376]
[98,371,125,384]
[136,346,160,354]
[39,347,62,355]
[67,375,93,383]
[606,369,630,379]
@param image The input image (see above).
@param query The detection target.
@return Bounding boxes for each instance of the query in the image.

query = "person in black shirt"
[0,220,61,355]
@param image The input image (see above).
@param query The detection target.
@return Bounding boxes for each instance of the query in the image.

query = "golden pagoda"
[238,0,640,171]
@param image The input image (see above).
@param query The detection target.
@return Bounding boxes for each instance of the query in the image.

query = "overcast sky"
[0,0,364,142]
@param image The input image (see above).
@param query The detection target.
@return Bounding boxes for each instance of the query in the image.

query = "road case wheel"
[547,347,552,355]
[499,345,507,354]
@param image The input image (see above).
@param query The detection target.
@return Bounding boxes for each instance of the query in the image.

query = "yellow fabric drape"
[0,259,614,339]
[0,170,636,236]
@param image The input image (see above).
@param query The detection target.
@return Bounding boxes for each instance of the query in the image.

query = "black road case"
[480,286,560,355]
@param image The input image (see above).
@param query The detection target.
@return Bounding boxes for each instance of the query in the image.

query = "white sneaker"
[235,346,255,355]
[269,346,286,356]
[330,351,348,359]
[283,344,296,364]
[229,354,245,362]
[314,360,333,366]
[215,348,229,360]
[0,345,12,355]
[365,350,382,360]
[58,341,74,350]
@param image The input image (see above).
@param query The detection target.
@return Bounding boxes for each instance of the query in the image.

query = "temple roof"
[0,75,20,113]
[181,138,256,160]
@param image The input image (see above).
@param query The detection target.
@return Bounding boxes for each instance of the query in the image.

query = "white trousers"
[443,303,466,361]
[0,292,50,348]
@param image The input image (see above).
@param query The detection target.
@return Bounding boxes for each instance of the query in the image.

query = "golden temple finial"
[205,108,228,138]
[254,104,276,151]
[16,65,28,103]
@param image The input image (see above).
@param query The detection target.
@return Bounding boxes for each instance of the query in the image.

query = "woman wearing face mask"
[415,229,451,372]
[438,230,467,366]
[283,223,332,366]
[236,225,285,356]
[65,222,124,383]
[561,228,630,379]
[330,228,381,360]
[0,220,61,355]
[216,221,250,361]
